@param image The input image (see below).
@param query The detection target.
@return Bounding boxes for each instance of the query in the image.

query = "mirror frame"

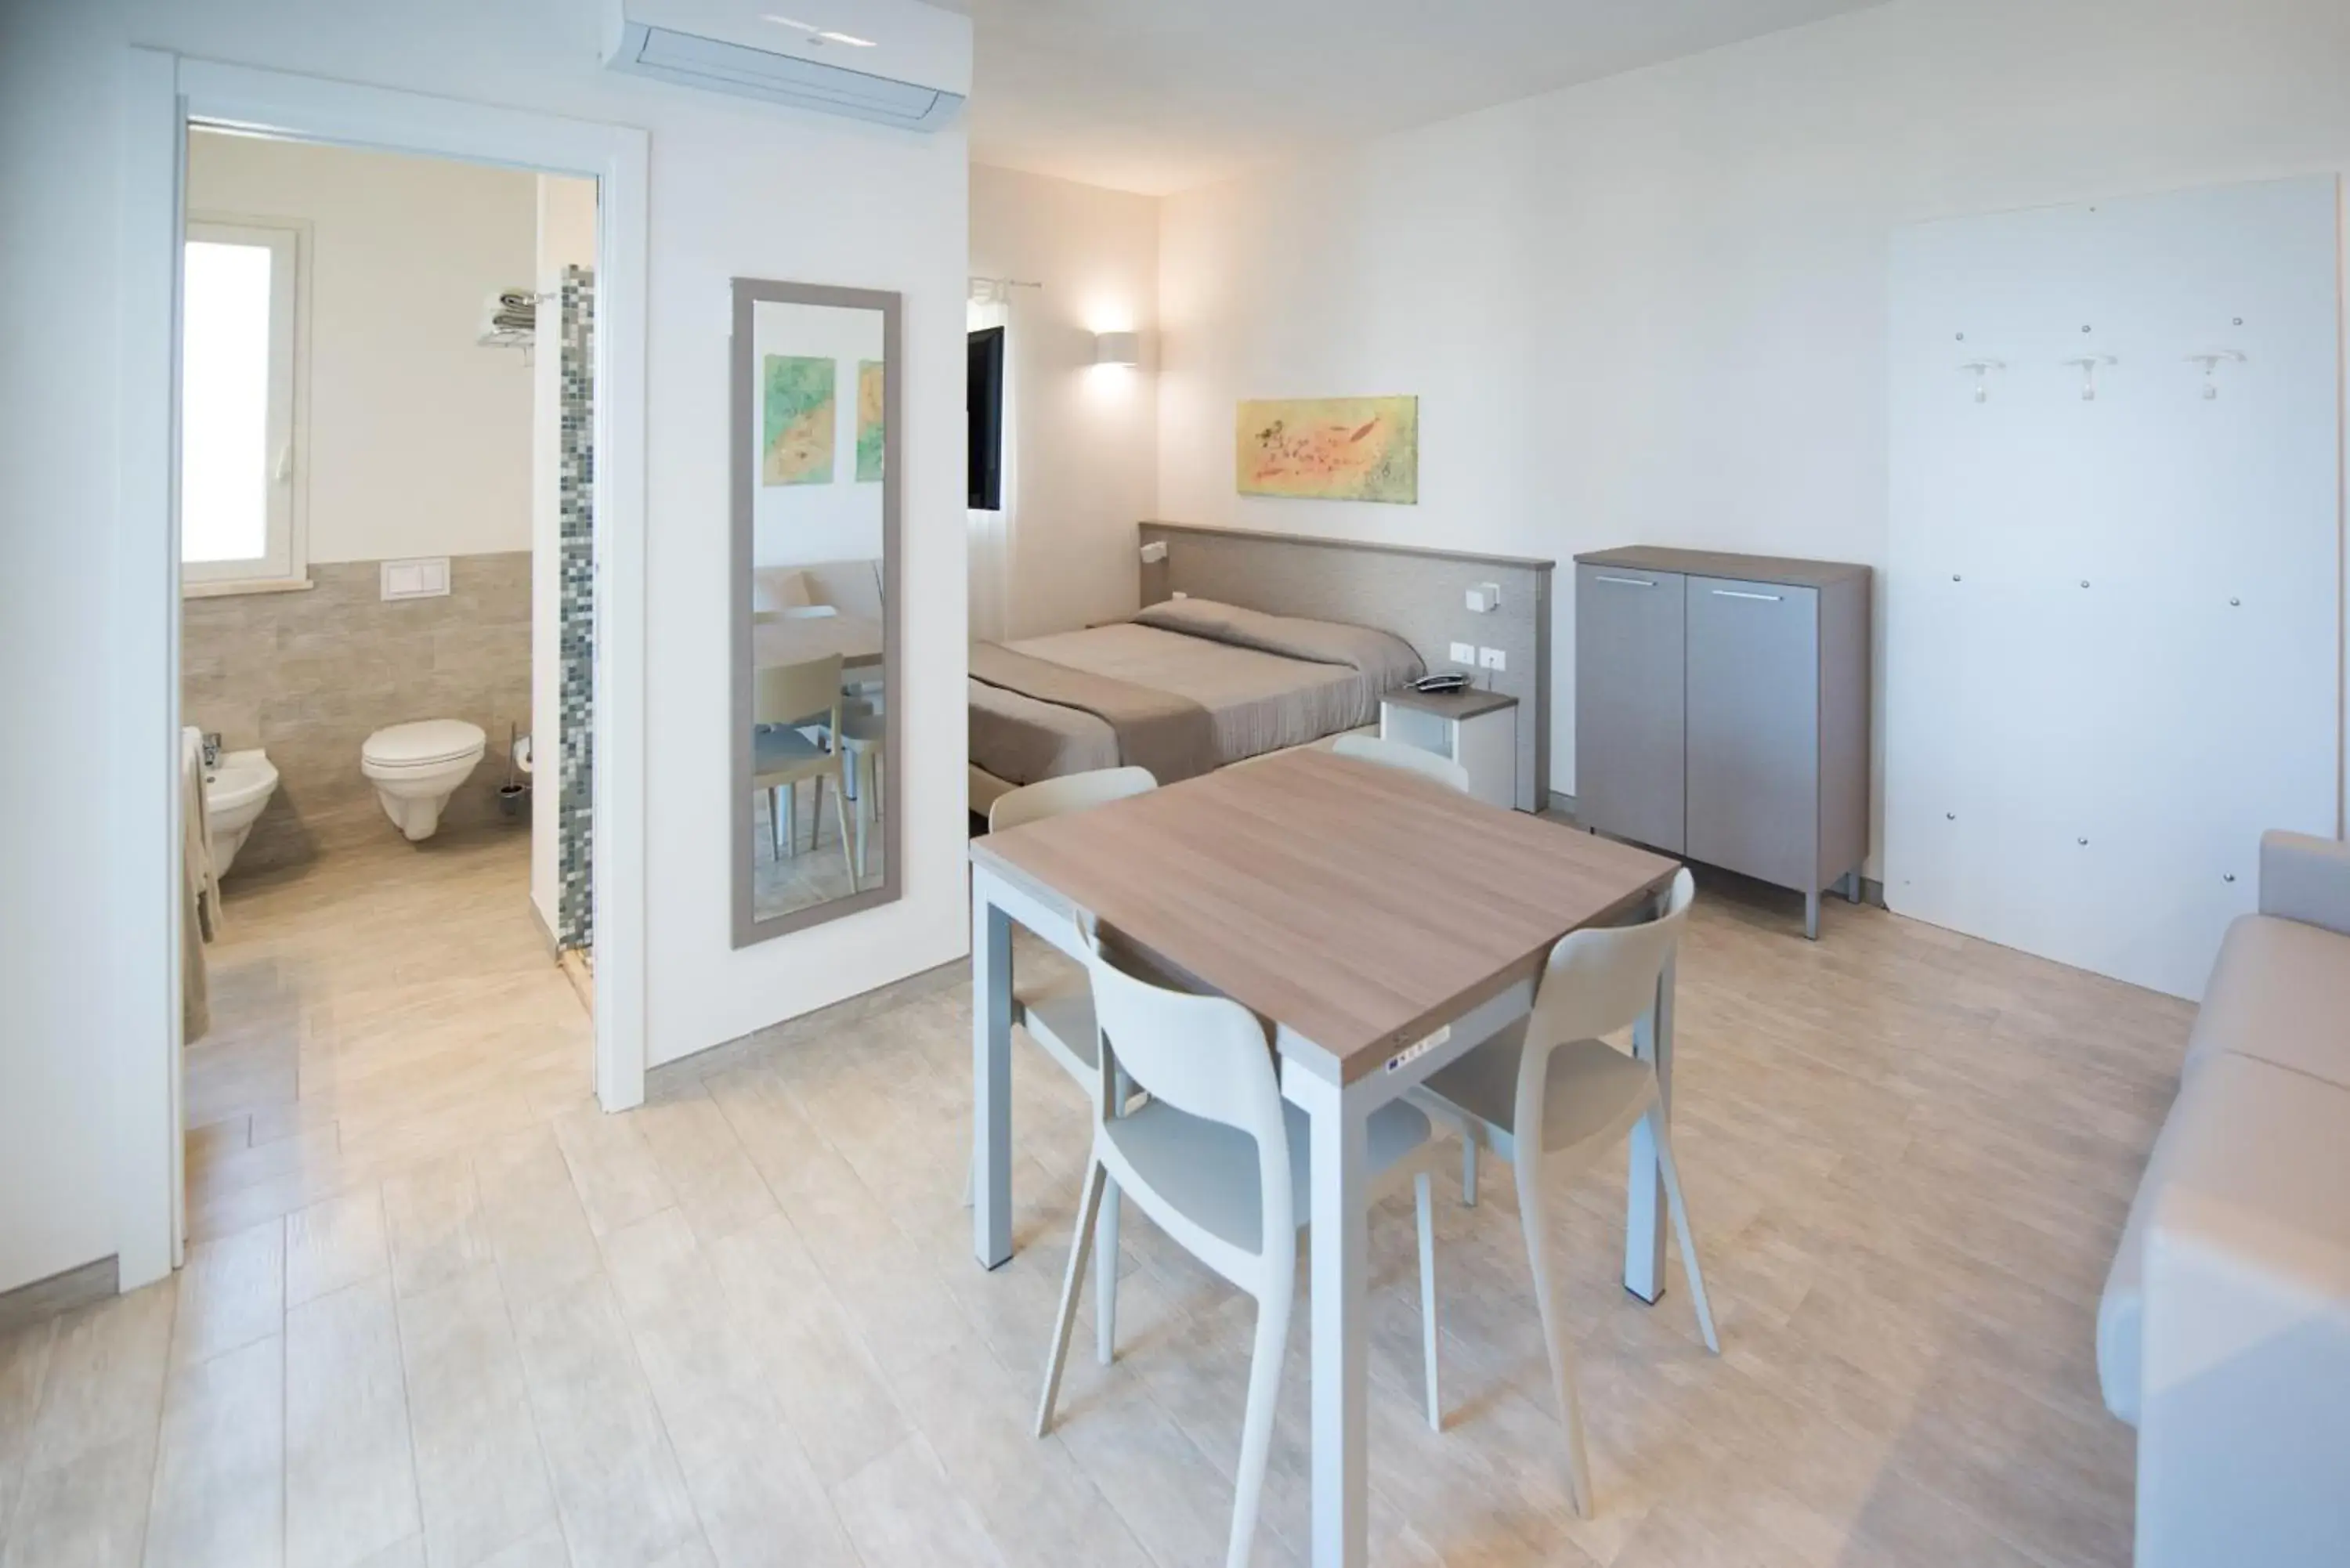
[730,277,904,947]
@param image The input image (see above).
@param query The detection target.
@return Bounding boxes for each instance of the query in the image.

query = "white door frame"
[114,49,651,1291]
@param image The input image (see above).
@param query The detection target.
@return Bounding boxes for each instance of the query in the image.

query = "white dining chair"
[1332,732,1473,795]
[1037,919,1445,1568]
[967,766,1159,1357]
[989,764,1159,833]
[751,654,855,891]
[1408,866,1715,1519]
[1330,730,1490,1205]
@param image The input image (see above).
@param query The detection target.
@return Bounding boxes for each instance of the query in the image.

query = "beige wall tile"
[185,553,533,873]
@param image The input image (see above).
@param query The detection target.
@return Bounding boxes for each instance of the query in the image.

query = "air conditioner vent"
[602,0,969,132]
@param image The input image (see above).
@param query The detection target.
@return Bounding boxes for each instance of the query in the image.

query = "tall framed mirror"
[732,279,902,945]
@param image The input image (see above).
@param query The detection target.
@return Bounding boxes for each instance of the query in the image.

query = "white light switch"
[1448,641,1476,665]
[1477,647,1506,672]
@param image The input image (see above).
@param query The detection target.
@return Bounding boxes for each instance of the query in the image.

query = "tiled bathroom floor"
[182,826,592,1245]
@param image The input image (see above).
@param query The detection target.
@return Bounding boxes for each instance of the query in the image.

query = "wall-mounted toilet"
[361,719,486,842]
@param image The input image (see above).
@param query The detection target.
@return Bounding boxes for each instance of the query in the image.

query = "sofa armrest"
[2258,830,2350,937]
[2140,1189,2350,1568]
[2135,1055,2350,1567]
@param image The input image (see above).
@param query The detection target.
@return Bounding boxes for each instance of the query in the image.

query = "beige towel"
[180,729,215,1042]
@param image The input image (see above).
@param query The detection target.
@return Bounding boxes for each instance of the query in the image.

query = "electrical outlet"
[1477,647,1506,672]
[1448,641,1476,665]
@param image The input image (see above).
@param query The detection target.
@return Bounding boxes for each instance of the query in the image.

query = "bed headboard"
[1137,522,1552,810]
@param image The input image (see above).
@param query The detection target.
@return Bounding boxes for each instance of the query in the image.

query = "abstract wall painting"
[855,359,885,482]
[761,355,835,486]
[1235,396,1418,503]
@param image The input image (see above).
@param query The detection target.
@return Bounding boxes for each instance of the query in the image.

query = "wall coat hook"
[2186,349,2247,399]
[2063,353,2117,401]
[1958,357,2006,403]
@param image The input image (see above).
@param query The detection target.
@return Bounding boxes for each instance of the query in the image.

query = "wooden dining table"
[967,746,1683,1568]
[752,609,883,671]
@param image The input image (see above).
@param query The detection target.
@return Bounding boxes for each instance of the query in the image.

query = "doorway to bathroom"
[171,125,606,1255]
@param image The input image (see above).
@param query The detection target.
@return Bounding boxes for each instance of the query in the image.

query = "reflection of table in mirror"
[753,612,883,672]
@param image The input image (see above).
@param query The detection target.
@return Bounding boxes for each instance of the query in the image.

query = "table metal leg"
[1289,1064,1368,1568]
[1625,917,1676,1304]
[972,880,1014,1269]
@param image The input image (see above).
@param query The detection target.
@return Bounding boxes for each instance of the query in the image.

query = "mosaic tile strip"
[557,266,596,952]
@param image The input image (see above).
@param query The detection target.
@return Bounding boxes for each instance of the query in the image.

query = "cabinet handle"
[1711,589,1783,602]
[1593,575,1657,587]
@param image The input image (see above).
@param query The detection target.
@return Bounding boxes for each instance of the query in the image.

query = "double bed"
[967,597,1426,814]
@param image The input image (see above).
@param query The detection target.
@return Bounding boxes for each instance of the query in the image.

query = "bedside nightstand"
[1379,687,1520,810]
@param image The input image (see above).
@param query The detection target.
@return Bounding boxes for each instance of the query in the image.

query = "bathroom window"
[180,219,307,594]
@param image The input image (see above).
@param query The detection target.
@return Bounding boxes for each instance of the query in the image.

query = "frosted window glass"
[180,240,274,564]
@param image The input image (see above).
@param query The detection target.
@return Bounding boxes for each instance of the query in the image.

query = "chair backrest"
[988,766,1158,833]
[751,566,815,612]
[1078,921,1292,1241]
[1332,733,1472,794]
[754,653,844,735]
[1526,866,1695,1048]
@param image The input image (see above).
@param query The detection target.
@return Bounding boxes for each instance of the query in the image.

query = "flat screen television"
[967,325,1004,511]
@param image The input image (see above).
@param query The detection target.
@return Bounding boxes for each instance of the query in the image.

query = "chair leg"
[1415,1169,1441,1432]
[830,771,857,891]
[1036,1154,1109,1437]
[1095,1176,1120,1365]
[854,752,871,880]
[1227,1271,1293,1568]
[1461,1132,1478,1209]
[1515,1158,1595,1519]
[1649,1107,1719,1354]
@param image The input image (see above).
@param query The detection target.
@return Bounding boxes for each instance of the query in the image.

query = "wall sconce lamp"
[1093,331,1141,367]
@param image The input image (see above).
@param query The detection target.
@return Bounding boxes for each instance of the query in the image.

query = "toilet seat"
[362,719,486,771]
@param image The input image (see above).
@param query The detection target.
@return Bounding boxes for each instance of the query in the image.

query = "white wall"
[1156,0,2350,854]
[0,0,967,1294]
[186,130,537,563]
[750,300,885,568]
[971,163,1159,635]
[530,173,595,940]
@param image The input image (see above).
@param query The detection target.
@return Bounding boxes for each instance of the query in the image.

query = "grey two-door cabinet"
[1574,547,1871,938]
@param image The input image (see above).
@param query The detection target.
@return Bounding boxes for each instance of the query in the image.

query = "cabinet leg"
[1804,888,1820,941]
[1842,871,1862,904]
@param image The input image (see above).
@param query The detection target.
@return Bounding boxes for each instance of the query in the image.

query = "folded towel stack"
[483,287,537,338]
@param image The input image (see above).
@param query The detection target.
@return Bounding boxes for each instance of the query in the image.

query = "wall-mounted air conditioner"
[603,0,970,132]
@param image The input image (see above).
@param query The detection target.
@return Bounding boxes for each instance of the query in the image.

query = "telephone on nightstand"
[1411,672,1470,695]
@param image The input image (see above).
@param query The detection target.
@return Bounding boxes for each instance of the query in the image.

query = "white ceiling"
[960,0,1893,195]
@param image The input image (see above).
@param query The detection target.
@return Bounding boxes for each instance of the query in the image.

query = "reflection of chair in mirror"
[752,654,856,892]
[840,701,884,881]
[751,565,815,612]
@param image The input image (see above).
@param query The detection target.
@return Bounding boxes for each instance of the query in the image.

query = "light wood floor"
[0,856,2186,1568]
[754,779,884,923]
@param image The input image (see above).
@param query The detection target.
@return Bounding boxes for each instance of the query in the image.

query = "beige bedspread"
[967,600,1424,788]
[969,641,1217,784]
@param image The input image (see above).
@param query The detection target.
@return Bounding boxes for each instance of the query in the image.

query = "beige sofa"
[2096,830,2350,1566]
